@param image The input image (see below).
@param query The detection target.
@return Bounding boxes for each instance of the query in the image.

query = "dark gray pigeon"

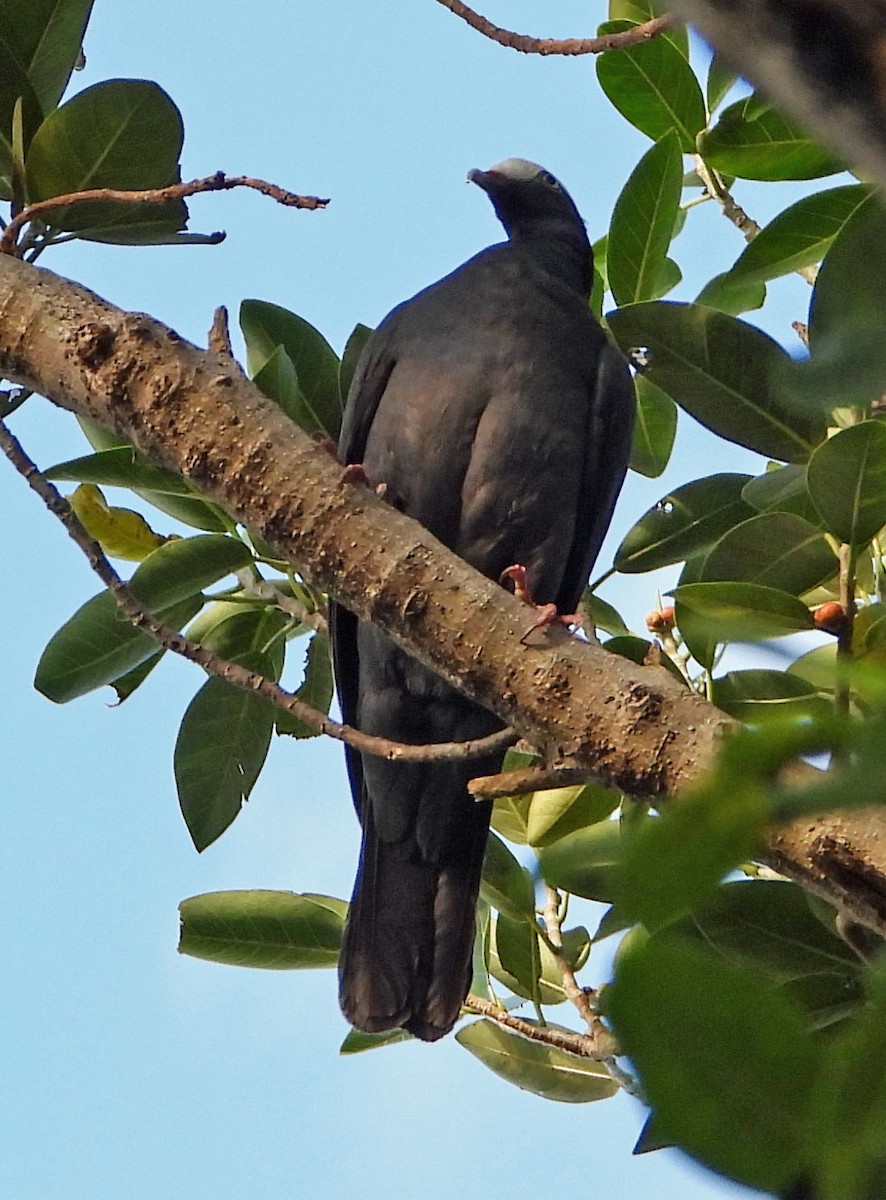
[332,157,635,1041]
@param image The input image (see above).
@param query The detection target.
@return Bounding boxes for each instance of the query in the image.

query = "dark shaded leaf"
[175,673,274,851]
[201,607,289,680]
[240,299,342,439]
[705,53,737,113]
[603,635,687,685]
[480,832,536,920]
[742,464,823,525]
[456,1019,618,1103]
[609,131,683,306]
[0,39,42,198]
[339,1027,410,1054]
[629,374,677,477]
[695,271,766,316]
[178,889,344,968]
[699,97,841,181]
[26,79,186,237]
[606,932,818,1193]
[700,512,837,595]
[582,590,630,636]
[45,446,195,495]
[276,633,334,737]
[596,21,705,151]
[0,0,94,112]
[807,422,886,547]
[607,302,827,462]
[339,322,373,402]
[712,669,830,721]
[674,581,814,670]
[615,473,754,573]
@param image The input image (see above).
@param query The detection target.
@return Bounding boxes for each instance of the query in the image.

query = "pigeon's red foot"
[340,462,371,486]
[499,564,582,641]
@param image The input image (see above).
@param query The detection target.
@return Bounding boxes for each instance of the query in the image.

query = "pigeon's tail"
[338,799,490,1042]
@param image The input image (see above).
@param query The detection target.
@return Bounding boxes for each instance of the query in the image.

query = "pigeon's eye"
[538,170,562,190]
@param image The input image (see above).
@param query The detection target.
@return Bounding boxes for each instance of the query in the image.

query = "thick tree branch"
[3,255,886,934]
[670,0,886,191]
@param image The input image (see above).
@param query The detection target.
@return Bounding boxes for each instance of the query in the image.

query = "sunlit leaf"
[178,889,344,968]
[609,131,683,306]
[699,97,841,181]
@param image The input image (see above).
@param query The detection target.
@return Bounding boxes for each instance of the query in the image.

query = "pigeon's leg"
[499,564,583,637]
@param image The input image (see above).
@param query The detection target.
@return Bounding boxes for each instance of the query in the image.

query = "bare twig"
[435,0,673,56]
[692,155,761,243]
[0,419,516,765]
[0,171,330,256]
[468,763,593,801]
[463,993,614,1059]
[540,886,601,1031]
[234,569,329,638]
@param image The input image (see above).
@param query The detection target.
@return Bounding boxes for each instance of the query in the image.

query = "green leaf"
[590,234,608,318]
[0,0,94,113]
[699,97,841,181]
[694,271,766,316]
[35,591,201,703]
[711,669,830,722]
[706,53,737,113]
[178,889,344,968]
[26,79,186,237]
[726,185,874,288]
[608,131,683,306]
[276,633,334,737]
[488,913,542,1004]
[339,322,373,402]
[581,590,630,637]
[527,783,619,847]
[607,302,827,462]
[0,38,43,198]
[480,832,536,920]
[201,607,288,680]
[615,472,754,574]
[595,21,706,152]
[45,446,196,495]
[609,0,687,55]
[602,634,687,685]
[537,820,622,903]
[175,674,274,851]
[109,649,165,704]
[807,423,886,546]
[606,932,818,1193]
[700,512,838,595]
[126,534,253,608]
[674,581,814,669]
[339,1027,411,1054]
[240,299,342,439]
[456,1019,618,1103]
[742,464,823,526]
[489,749,538,843]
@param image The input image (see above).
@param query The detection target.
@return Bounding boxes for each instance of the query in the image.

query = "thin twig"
[468,763,593,801]
[0,172,330,256]
[0,419,516,764]
[463,994,612,1059]
[435,0,673,56]
[234,569,329,638]
[541,886,602,1032]
[692,155,761,243]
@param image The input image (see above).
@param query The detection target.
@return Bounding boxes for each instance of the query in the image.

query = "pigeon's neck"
[511,226,592,297]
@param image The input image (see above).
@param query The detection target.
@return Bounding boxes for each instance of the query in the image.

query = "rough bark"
[2,254,886,934]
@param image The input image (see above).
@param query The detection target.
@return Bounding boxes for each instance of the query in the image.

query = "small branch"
[234,569,329,638]
[0,171,330,256]
[0,419,516,765]
[463,994,613,1059]
[541,886,601,1032]
[435,0,674,56]
[468,763,593,801]
[692,155,761,243]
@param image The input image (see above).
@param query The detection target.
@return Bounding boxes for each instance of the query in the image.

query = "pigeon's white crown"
[487,157,549,181]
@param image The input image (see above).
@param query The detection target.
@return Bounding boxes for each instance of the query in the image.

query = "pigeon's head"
[467,158,587,245]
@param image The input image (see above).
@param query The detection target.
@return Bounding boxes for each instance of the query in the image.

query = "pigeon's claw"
[500,564,582,641]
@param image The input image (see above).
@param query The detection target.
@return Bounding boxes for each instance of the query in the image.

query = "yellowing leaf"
[68,483,172,561]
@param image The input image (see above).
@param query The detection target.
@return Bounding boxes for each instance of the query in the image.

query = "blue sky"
[1,2,827,1196]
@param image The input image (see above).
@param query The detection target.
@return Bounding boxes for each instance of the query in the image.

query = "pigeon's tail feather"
[339,802,489,1043]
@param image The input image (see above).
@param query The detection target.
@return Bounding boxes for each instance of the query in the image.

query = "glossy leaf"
[629,375,677,481]
[706,53,737,113]
[240,299,342,438]
[615,473,753,574]
[807,423,886,546]
[608,301,826,462]
[200,608,288,680]
[488,914,542,1004]
[0,0,94,112]
[276,633,334,737]
[700,512,837,595]
[489,749,538,843]
[726,185,874,288]
[35,591,201,703]
[699,97,841,181]
[609,0,687,55]
[26,79,186,236]
[537,820,622,902]
[712,669,830,722]
[480,832,536,920]
[609,131,683,306]
[339,1028,411,1054]
[596,21,705,152]
[527,783,619,847]
[742,464,822,525]
[675,582,814,669]
[694,271,765,316]
[582,591,630,637]
[45,446,195,495]
[456,1019,618,1103]
[175,673,275,851]
[178,889,344,968]
[606,933,818,1193]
